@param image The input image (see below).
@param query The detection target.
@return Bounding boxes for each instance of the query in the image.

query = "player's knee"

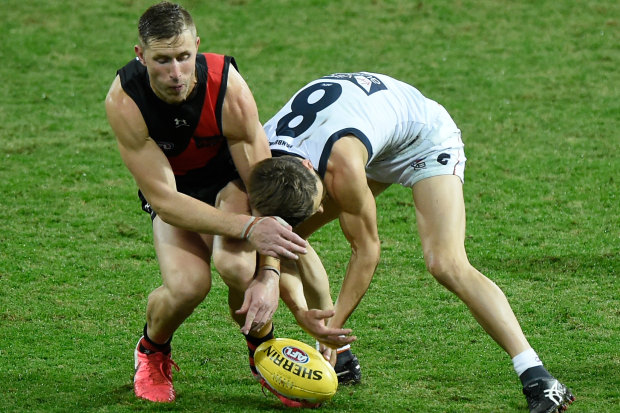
[167,273,212,307]
[215,180,247,211]
[216,258,254,291]
[425,253,469,292]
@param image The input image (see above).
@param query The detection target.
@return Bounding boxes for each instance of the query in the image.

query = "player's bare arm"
[294,244,334,312]
[279,256,355,350]
[105,76,252,237]
[294,194,342,239]
[295,246,357,350]
[220,65,271,182]
[217,66,308,332]
[294,177,389,240]
[324,137,381,330]
[220,66,307,259]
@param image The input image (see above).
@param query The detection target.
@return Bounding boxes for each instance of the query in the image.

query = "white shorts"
[366,130,466,188]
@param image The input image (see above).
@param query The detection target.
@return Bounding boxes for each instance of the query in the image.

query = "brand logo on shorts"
[437,153,451,165]
[410,159,426,170]
[282,346,310,364]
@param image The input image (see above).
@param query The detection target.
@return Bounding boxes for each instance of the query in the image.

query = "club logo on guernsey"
[323,72,387,95]
[354,75,373,93]
[264,345,324,381]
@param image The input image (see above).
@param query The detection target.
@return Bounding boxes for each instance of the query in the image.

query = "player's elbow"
[151,203,176,225]
[352,241,381,268]
[145,192,178,224]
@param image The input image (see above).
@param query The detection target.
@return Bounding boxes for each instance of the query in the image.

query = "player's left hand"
[297,309,357,349]
[237,269,280,334]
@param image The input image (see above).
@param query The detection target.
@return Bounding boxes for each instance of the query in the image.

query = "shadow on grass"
[68,380,300,412]
[481,252,618,276]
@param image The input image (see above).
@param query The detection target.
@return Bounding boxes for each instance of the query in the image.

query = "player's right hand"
[297,309,356,350]
[247,217,307,260]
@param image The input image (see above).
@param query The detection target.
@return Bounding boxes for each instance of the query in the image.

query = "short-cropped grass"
[1,0,617,411]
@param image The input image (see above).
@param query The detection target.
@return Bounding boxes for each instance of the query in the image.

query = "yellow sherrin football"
[254,338,338,403]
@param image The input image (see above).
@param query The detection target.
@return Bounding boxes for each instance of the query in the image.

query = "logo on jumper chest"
[174,118,189,128]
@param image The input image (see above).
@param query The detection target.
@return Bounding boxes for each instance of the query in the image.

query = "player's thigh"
[153,216,213,295]
[412,175,467,257]
[367,179,391,197]
[212,180,256,288]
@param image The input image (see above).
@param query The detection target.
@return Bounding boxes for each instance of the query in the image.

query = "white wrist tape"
[273,216,289,227]
[243,216,289,240]
[241,216,257,239]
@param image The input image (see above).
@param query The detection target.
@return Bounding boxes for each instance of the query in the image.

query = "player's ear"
[196,36,200,49]
[301,159,314,171]
[134,45,146,65]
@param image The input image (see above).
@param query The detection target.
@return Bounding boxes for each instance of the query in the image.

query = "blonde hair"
[248,156,319,227]
[138,2,196,47]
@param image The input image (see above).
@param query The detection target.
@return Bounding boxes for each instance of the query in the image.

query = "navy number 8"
[276,82,342,138]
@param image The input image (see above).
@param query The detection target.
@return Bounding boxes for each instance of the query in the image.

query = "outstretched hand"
[246,217,307,260]
[237,269,280,335]
[296,309,356,349]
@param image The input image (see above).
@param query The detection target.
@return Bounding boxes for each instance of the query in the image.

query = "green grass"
[1,0,618,411]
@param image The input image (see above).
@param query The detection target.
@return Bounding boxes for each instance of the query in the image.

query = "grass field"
[1,0,618,411]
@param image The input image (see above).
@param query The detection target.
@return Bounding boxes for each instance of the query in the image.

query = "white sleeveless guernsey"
[264,72,465,186]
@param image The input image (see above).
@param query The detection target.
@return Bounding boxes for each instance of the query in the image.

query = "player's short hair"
[249,156,319,227]
[138,2,196,47]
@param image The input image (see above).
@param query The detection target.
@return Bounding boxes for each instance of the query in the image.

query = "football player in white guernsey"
[247,72,574,413]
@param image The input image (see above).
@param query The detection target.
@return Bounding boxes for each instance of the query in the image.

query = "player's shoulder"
[223,61,246,94]
[221,59,259,120]
[105,75,148,144]
[105,76,139,116]
[333,134,367,159]
[328,136,368,182]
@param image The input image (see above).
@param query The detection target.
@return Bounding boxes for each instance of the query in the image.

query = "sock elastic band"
[244,324,275,347]
[512,348,542,377]
[337,344,351,354]
[141,324,172,354]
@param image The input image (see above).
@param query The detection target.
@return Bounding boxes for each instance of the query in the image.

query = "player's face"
[312,174,326,215]
[136,29,200,104]
[301,159,325,215]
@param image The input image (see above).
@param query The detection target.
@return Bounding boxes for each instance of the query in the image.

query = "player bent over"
[247,71,575,413]
[213,181,355,408]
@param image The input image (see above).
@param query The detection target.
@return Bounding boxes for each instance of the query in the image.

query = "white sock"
[315,341,351,353]
[512,348,543,376]
[337,343,351,353]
